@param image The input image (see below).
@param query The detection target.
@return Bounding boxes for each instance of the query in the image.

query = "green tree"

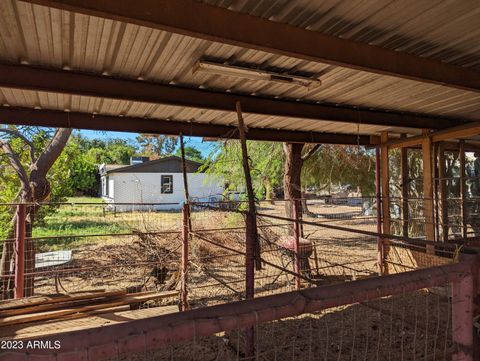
[174,146,203,162]
[0,126,72,297]
[203,141,283,200]
[136,134,177,159]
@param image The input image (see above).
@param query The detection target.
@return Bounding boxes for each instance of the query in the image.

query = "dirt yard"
[25,200,456,360]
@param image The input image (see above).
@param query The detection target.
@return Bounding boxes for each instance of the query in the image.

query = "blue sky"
[78,129,218,157]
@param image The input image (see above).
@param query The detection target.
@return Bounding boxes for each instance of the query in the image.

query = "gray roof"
[104,156,203,174]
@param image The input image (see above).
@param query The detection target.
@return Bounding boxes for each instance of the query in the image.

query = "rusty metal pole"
[180,204,190,311]
[293,199,301,290]
[236,101,257,361]
[375,146,384,275]
[451,257,475,361]
[180,134,192,231]
[14,204,26,299]
[179,134,191,311]
[400,142,409,238]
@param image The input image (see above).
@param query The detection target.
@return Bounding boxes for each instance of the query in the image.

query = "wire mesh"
[108,283,454,361]
[0,202,183,301]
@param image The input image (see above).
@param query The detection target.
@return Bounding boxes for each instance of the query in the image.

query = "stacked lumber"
[0,289,178,327]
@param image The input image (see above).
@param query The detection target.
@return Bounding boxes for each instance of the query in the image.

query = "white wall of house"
[101,172,223,210]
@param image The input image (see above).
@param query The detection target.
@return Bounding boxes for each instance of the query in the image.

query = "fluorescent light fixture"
[192,60,322,88]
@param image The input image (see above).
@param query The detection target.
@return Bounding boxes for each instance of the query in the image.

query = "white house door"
[108,178,115,198]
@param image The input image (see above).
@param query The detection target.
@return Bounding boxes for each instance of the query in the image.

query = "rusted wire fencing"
[5,254,476,361]
[143,284,455,361]
[0,202,183,301]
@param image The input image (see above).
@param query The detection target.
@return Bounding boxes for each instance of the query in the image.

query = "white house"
[99,156,223,210]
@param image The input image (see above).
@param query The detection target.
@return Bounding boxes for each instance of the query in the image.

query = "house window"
[161,175,173,194]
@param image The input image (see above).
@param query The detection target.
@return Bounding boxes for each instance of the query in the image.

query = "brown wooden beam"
[386,121,480,149]
[422,134,436,247]
[380,132,390,235]
[0,106,372,145]
[431,122,480,142]
[400,139,409,238]
[22,0,480,92]
[0,63,460,130]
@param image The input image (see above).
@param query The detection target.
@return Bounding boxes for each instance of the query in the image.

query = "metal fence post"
[293,199,301,290]
[14,204,26,299]
[180,203,190,311]
[451,256,475,361]
[375,146,385,275]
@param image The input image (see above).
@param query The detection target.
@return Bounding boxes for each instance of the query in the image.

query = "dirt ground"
[27,201,455,360]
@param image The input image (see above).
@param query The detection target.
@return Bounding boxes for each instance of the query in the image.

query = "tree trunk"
[283,143,304,228]
[0,128,72,298]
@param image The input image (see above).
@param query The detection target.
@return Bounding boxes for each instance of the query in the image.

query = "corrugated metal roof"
[0,0,479,137]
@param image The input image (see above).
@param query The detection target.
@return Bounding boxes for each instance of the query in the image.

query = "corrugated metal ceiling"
[0,0,478,137]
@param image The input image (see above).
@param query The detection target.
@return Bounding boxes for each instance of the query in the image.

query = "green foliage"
[174,146,204,162]
[64,133,138,196]
[136,134,177,159]
[202,141,283,200]
[303,145,376,196]
[0,128,75,238]
[205,141,375,200]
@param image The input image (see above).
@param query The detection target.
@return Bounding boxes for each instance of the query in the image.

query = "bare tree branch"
[0,140,30,192]
[301,144,322,161]
[31,128,72,179]
[0,128,36,162]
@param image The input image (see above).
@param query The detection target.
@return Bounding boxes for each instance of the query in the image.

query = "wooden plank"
[0,290,125,310]
[380,132,390,235]
[0,292,129,317]
[1,305,179,341]
[431,122,480,143]
[422,135,436,252]
[386,122,480,150]
[0,291,178,327]
[388,135,423,149]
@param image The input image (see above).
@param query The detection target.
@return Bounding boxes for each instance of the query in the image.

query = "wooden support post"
[14,204,26,299]
[459,141,468,239]
[375,146,384,275]
[438,143,449,241]
[180,204,190,311]
[236,101,258,361]
[179,133,191,311]
[293,199,301,290]
[422,134,436,252]
[380,132,390,235]
[179,134,192,232]
[451,258,475,361]
[400,137,409,238]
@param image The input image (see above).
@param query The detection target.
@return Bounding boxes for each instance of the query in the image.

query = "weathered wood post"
[400,135,409,238]
[293,199,301,289]
[236,101,258,360]
[422,132,436,253]
[375,146,385,275]
[438,143,449,241]
[451,254,476,361]
[380,132,390,236]
[14,203,26,299]
[180,203,190,311]
[179,134,191,311]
